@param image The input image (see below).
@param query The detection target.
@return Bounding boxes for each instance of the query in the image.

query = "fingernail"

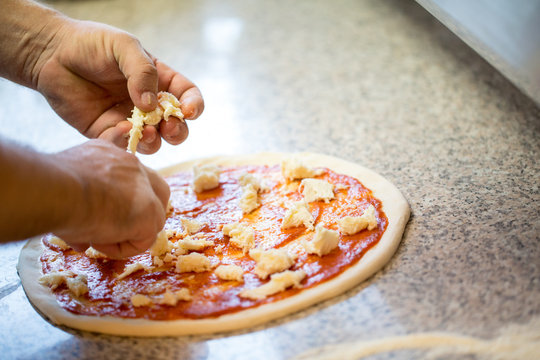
[144,131,156,143]
[170,123,181,136]
[142,92,156,106]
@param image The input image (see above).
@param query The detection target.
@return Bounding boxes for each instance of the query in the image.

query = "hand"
[35,18,204,154]
[52,140,170,258]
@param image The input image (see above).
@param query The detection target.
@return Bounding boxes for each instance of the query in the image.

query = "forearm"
[0,0,66,88]
[0,139,83,242]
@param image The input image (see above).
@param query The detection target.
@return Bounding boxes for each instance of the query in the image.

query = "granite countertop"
[0,0,538,359]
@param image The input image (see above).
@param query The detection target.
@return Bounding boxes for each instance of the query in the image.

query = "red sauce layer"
[40,165,388,320]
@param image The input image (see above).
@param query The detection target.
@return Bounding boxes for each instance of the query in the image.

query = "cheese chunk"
[150,230,173,257]
[131,294,152,307]
[175,253,212,273]
[281,201,314,230]
[164,228,178,239]
[239,270,306,300]
[222,223,255,253]
[239,173,262,191]
[249,248,294,279]
[39,270,88,296]
[176,235,214,252]
[192,164,221,193]
[158,91,184,121]
[303,224,340,256]
[180,218,204,235]
[48,236,70,250]
[85,247,107,259]
[39,270,75,289]
[300,178,335,203]
[338,204,378,235]
[127,91,185,154]
[281,157,322,181]
[153,256,164,267]
[159,288,192,306]
[66,275,89,297]
[163,253,175,263]
[117,262,149,280]
[239,184,260,214]
[214,264,244,282]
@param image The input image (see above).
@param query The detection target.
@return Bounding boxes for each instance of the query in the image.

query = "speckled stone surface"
[0,0,539,359]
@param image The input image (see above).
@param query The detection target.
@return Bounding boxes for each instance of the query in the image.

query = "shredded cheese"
[127,91,184,154]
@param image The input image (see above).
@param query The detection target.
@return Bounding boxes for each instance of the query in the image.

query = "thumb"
[114,35,158,112]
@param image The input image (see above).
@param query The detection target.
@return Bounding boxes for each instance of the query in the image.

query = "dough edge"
[17,152,410,337]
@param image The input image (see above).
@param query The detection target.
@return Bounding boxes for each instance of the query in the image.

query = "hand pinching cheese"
[127,91,185,154]
[303,224,340,256]
[300,178,335,203]
[338,204,378,235]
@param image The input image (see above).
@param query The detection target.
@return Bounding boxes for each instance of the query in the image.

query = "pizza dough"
[17,152,410,336]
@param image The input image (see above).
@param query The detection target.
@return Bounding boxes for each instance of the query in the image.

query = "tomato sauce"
[40,165,388,320]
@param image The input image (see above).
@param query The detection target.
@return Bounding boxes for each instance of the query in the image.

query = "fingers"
[159,117,189,145]
[143,166,170,211]
[70,243,89,253]
[136,126,162,154]
[98,121,162,154]
[90,37,203,153]
[91,238,156,259]
[114,34,158,112]
[179,87,204,119]
[155,60,204,120]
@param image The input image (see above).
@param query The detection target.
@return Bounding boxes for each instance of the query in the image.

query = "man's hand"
[0,139,169,258]
[34,18,204,154]
[52,140,170,258]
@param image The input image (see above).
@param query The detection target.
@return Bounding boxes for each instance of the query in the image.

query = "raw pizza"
[18,153,410,336]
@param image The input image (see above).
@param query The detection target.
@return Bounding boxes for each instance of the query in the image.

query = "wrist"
[0,0,68,88]
[0,140,84,241]
[46,149,90,237]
